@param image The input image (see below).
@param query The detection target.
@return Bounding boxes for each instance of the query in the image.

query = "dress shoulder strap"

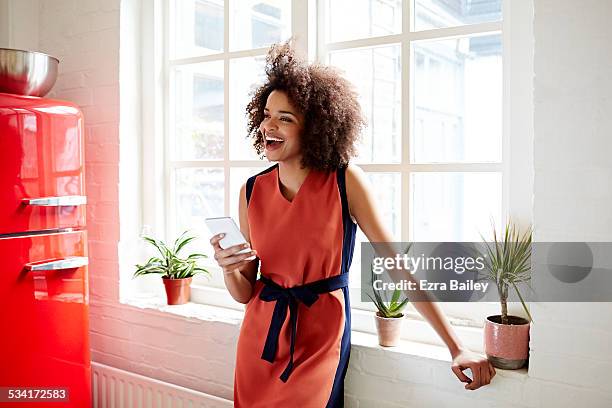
[335,164,357,275]
[246,163,278,206]
[335,164,350,219]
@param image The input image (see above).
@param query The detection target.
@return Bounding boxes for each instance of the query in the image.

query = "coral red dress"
[234,163,357,408]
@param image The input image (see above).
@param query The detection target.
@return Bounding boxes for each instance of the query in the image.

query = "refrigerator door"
[0,92,86,235]
[0,229,91,408]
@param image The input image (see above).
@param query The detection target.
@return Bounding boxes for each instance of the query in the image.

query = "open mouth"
[265,136,284,147]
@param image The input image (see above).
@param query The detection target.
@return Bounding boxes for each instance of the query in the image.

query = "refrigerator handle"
[22,195,87,207]
[25,256,89,271]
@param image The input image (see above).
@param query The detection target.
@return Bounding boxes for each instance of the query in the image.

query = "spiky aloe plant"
[367,245,411,318]
[368,284,410,318]
[133,230,210,280]
[481,221,533,324]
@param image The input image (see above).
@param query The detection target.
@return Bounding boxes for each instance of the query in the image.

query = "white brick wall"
[0,0,608,406]
[528,0,612,405]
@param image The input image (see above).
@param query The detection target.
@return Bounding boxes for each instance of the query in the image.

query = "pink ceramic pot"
[375,313,404,347]
[484,315,530,369]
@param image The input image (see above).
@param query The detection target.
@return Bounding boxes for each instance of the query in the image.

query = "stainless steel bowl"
[0,48,59,97]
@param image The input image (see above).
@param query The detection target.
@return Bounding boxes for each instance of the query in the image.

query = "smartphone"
[204,217,255,260]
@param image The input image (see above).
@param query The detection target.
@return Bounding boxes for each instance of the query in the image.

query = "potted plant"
[481,221,533,369]
[369,286,410,347]
[367,244,411,347]
[133,230,210,305]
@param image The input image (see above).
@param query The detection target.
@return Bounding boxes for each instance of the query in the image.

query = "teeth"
[266,137,284,142]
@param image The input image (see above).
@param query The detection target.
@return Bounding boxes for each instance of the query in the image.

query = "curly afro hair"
[245,40,365,172]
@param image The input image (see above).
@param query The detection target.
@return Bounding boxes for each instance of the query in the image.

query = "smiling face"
[259,89,305,164]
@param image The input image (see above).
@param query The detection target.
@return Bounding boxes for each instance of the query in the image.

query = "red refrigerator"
[0,92,91,407]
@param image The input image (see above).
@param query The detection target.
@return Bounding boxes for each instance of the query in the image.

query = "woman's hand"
[209,233,257,276]
[451,349,496,390]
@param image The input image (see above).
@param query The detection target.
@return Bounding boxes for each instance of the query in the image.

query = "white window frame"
[162,0,314,302]
[314,0,534,351]
[132,0,533,352]
[317,1,506,348]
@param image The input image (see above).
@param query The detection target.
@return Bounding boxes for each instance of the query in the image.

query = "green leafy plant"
[133,230,210,280]
[368,284,410,318]
[367,245,411,318]
[481,220,533,324]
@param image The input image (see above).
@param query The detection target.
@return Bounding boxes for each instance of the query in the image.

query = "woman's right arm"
[209,183,259,304]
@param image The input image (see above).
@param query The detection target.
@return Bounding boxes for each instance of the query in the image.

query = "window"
[321,0,505,337]
[194,2,223,51]
[136,0,530,350]
[165,0,293,302]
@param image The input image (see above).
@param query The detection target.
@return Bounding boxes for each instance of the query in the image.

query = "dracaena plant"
[367,245,411,318]
[133,230,210,280]
[481,220,533,324]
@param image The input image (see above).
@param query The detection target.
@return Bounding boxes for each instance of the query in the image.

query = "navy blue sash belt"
[258,273,350,382]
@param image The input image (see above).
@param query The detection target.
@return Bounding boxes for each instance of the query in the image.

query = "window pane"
[329,45,401,164]
[171,0,224,59]
[414,0,502,31]
[229,167,268,222]
[326,0,402,43]
[412,34,502,163]
[367,172,401,239]
[410,172,502,241]
[174,167,224,257]
[230,0,291,51]
[172,61,224,160]
[350,172,401,286]
[229,56,266,160]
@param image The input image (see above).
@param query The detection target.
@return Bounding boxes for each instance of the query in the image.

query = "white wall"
[0,0,39,50]
[528,0,612,406]
[0,0,10,46]
[5,0,610,406]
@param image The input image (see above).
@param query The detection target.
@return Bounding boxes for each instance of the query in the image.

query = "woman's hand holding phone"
[209,233,257,275]
[206,217,257,276]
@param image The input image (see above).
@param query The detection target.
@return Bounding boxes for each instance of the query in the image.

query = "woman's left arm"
[344,164,496,390]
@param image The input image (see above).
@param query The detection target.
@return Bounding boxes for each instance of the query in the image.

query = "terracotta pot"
[484,315,530,369]
[162,277,192,305]
[374,313,404,347]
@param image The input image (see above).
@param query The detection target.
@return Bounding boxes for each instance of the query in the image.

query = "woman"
[210,42,495,407]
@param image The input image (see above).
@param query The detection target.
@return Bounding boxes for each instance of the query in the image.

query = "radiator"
[92,362,233,408]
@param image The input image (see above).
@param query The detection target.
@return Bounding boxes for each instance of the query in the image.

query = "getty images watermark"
[371,250,490,294]
[361,242,612,302]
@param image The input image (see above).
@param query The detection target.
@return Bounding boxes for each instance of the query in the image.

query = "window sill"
[350,330,528,380]
[122,294,244,325]
[121,295,528,382]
